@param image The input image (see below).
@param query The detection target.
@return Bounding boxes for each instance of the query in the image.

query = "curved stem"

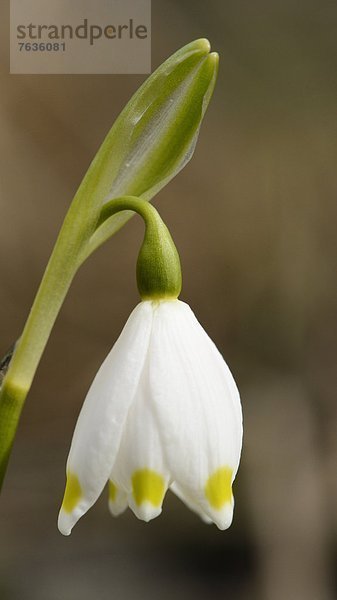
[79,196,162,263]
[98,196,162,229]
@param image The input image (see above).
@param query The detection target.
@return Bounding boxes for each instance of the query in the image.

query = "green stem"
[80,197,166,261]
[97,195,163,233]
[0,210,90,489]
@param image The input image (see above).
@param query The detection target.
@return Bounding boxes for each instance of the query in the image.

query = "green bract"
[82,38,218,259]
[0,39,219,490]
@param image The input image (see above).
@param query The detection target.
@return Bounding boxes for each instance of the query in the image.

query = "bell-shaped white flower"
[58,299,242,535]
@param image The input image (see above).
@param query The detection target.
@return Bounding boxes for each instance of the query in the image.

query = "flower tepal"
[58,299,242,535]
[58,198,242,535]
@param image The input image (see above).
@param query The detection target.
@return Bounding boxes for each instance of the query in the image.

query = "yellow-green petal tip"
[132,469,165,507]
[205,467,233,509]
[61,472,82,514]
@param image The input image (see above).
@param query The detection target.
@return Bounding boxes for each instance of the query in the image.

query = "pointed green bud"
[75,39,219,258]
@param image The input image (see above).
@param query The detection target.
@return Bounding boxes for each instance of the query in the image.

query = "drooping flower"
[58,197,243,535]
[58,298,242,535]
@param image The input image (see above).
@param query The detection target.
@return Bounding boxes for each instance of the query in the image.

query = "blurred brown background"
[0,1,336,599]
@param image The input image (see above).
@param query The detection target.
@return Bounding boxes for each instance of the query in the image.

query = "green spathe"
[79,40,219,259]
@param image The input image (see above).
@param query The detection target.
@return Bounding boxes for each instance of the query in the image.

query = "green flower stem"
[0,206,91,489]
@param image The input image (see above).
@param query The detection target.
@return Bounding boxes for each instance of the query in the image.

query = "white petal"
[111,367,170,523]
[108,480,128,517]
[58,301,153,535]
[148,299,242,530]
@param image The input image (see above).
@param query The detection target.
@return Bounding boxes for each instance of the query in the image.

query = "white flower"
[58,299,243,536]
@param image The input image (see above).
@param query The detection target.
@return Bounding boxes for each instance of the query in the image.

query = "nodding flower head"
[58,298,242,535]
[58,197,242,535]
